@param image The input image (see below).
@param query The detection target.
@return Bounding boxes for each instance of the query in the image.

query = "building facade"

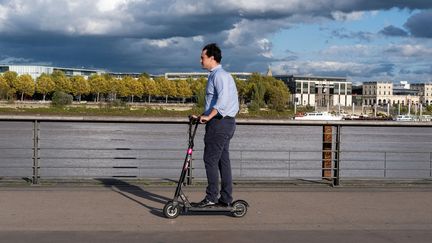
[0,64,106,79]
[164,72,252,80]
[274,75,353,107]
[362,81,426,106]
[411,83,432,106]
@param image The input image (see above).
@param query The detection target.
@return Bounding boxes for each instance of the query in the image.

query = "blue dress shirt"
[204,65,239,117]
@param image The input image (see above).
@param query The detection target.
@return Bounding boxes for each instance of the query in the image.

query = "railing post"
[333,125,341,186]
[32,120,40,184]
[322,125,332,181]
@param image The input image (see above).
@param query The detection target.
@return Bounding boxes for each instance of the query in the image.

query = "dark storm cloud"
[1,0,432,74]
[379,25,409,37]
[404,10,432,38]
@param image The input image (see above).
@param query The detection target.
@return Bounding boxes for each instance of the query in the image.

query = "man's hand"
[200,115,210,124]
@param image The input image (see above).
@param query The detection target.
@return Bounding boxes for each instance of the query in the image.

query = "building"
[363,81,424,106]
[0,64,107,80]
[164,72,252,81]
[362,81,424,106]
[411,83,432,106]
[274,75,353,107]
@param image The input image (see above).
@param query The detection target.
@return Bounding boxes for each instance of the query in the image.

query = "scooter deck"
[186,206,234,212]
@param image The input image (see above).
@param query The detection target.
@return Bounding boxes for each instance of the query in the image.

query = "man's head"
[201,43,222,70]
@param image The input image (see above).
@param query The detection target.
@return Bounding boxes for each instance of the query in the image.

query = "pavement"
[0,182,432,243]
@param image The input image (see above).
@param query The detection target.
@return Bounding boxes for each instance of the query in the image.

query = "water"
[1,121,431,180]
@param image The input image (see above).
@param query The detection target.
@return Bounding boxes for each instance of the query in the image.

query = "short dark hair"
[202,43,222,63]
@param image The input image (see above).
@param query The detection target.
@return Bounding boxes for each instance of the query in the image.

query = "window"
[296,82,301,93]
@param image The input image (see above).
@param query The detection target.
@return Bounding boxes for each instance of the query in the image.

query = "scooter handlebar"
[188,115,200,124]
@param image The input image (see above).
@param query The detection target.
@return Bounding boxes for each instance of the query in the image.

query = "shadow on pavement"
[96,178,171,218]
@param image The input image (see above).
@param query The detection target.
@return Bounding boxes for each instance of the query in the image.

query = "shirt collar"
[210,64,222,73]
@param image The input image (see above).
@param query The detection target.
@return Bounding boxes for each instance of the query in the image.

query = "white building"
[362,81,423,106]
[411,83,432,106]
[165,72,252,81]
[274,75,353,107]
[0,64,106,79]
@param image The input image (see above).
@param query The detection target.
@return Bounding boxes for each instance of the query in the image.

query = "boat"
[395,115,415,121]
[294,111,343,121]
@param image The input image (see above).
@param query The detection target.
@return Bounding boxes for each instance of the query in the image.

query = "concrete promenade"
[0,183,432,243]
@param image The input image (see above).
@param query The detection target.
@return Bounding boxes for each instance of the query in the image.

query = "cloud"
[404,10,432,38]
[331,28,375,42]
[379,25,409,37]
[383,44,432,57]
[272,60,395,79]
[0,0,432,77]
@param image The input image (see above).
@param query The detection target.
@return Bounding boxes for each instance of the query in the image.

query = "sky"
[0,0,432,83]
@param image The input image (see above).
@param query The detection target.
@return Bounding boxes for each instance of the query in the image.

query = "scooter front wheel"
[231,200,248,218]
[163,201,180,219]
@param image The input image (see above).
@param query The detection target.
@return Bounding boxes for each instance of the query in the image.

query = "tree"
[245,73,290,112]
[122,76,143,102]
[140,76,159,103]
[103,74,118,101]
[156,77,177,103]
[51,70,72,93]
[89,74,108,102]
[189,77,207,108]
[234,76,248,105]
[36,73,55,101]
[2,71,18,99]
[176,79,192,103]
[71,75,90,102]
[15,74,35,101]
[0,75,11,100]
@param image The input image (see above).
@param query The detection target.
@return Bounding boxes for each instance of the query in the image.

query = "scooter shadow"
[96,178,171,218]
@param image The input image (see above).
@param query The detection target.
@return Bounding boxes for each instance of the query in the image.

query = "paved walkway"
[0,183,431,242]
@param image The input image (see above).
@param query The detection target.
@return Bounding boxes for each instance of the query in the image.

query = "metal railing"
[1,116,431,186]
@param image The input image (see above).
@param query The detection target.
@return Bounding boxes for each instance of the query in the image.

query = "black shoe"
[216,201,230,207]
[192,198,216,208]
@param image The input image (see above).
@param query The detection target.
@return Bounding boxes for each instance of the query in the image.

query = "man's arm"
[200,108,218,123]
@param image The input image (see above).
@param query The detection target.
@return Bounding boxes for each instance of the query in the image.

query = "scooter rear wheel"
[163,201,180,219]
[231,201,248,218]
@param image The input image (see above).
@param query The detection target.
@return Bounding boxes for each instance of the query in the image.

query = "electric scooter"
[163,116,249,219]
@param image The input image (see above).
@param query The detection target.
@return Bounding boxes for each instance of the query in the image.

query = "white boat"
[395,115,415,121]
[295,112,343,121]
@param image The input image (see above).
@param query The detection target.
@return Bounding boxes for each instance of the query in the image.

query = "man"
[193,43,239,208]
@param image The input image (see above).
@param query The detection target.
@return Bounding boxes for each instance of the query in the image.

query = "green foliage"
[156,77,177,102]
[36,73,55,101]
[0,75,11,99]
[2,71,18,99]
[426,105,432,113]
[15,74,35,101]
[70,75,90,101]
[176,79,192,99]
[190,77,207,108]
[245,73,290,112]
[140,76,159,102]
[51,70,72,93]
[89,74,108,102]
[51,91,73,107]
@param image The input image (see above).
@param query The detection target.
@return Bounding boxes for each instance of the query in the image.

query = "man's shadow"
[96,178,172,218]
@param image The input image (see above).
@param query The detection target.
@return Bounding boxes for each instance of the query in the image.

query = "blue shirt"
[204,65,239,117]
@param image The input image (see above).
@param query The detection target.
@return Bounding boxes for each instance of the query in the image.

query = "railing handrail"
[1,115,432,127]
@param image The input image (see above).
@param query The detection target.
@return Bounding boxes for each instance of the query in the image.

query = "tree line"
[0,70,291,110]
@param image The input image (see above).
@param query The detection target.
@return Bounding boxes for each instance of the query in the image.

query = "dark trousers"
[203,117,236,204]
